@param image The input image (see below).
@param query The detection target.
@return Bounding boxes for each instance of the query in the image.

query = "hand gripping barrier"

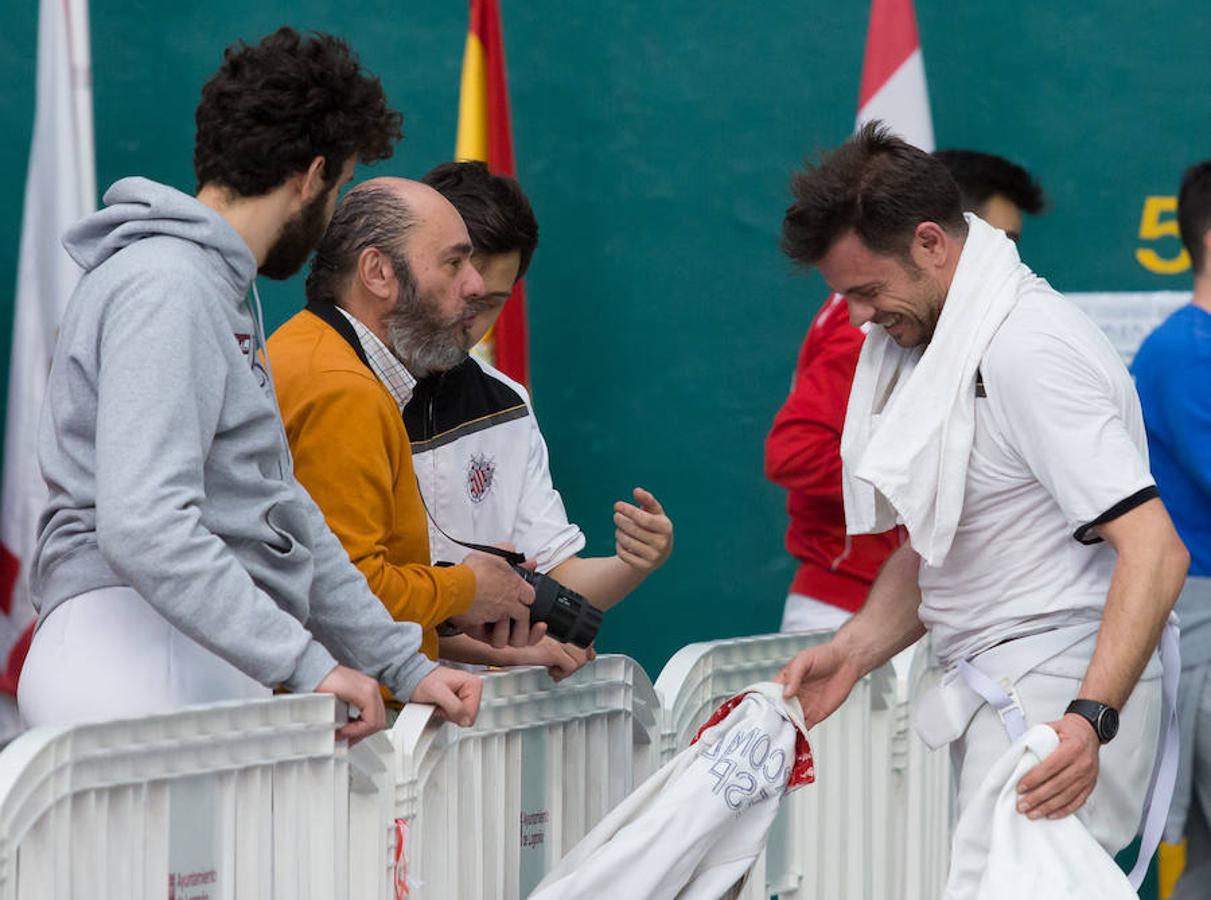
[0,694,377,900]
[390,655,660,900]
[654,631,903,900]
[0,639,954,899]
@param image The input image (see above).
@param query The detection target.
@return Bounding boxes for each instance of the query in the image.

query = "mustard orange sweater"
[268,309,475,660]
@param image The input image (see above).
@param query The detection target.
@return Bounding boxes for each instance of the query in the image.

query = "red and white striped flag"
[0,0,96,708]
[856,0,934,152]
[852,0,931,687]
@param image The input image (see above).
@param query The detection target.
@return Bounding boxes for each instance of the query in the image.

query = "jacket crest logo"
[234,332,252,356]
[467,453,496,504]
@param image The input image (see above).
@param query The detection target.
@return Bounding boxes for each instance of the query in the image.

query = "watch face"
[1098,707,1120,743]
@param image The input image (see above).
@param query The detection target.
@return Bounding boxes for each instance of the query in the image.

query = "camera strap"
[414,476,526,567]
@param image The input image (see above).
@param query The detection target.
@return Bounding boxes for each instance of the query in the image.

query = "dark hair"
[194,27,402,196]
[932,150,1046,215]
[305,183,415,305]
[782,121,966,266]
[1178,160,1211,274]
[421,161,539,280]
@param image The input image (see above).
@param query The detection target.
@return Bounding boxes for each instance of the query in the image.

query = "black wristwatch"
[1065,699,1120,744]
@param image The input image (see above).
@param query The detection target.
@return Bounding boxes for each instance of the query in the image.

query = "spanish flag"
[455,0,529,386]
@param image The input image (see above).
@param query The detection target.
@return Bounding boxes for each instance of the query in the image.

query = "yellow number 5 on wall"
[1136,196,1191,275]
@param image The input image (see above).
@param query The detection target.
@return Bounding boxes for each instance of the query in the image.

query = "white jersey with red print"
[404,357,585,574]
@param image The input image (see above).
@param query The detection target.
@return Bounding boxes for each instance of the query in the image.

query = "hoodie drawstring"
[246,283,292,480]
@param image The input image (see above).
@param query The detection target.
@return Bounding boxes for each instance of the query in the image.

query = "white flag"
[0,0,95,702]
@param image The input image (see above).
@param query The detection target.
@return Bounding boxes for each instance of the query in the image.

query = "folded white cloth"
[942,724,1136,900]
[841,214,1039,566]
[529,683,813,900]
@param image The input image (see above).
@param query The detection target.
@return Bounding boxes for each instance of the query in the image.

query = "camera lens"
[515,567,602,648]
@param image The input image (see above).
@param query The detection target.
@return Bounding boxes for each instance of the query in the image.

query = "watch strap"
[1065,699,1117,743]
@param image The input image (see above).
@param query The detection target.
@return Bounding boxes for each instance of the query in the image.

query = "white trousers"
[18,586,269,728]
[779,592,853,633]
[951,653,1163,856]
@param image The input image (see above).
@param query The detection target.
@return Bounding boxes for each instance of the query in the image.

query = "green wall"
[1,3,1209,678]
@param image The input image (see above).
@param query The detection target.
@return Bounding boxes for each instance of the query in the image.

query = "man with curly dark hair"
[19,27,483,740]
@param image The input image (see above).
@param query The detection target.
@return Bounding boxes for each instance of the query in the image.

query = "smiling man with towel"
[775,122,1189,889]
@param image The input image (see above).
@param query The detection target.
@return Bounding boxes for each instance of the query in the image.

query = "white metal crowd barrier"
[0,693,378,900]
[894,644,953,900]
[0,636,955,899]
[390,654,660,900]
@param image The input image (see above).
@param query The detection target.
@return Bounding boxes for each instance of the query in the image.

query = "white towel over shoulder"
[841,214,1039,566]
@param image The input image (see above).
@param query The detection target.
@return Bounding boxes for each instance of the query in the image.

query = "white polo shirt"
[918,289,1157,666]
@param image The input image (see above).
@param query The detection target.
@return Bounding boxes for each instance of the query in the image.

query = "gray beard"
[384,278,470,377]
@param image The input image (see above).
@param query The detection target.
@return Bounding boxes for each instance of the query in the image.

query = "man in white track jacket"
[412,162,676,674]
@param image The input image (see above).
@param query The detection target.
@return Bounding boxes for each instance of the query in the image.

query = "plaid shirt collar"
[334,307,416,413]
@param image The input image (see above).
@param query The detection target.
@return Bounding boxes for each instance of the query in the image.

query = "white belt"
[914,622,1101,750]
[957,656,1026,740]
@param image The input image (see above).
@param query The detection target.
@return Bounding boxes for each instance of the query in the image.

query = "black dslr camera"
[513,566,601,648]
[436,550,602,648]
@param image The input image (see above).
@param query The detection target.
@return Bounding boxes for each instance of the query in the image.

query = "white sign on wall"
[1068,291,1190,366]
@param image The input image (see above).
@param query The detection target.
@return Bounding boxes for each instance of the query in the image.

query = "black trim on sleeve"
[1072,485,1160,545]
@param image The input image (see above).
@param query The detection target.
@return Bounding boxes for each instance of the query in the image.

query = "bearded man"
[268,178,548,676]
[20,30,483,739]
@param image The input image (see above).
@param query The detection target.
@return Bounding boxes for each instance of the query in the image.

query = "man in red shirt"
[766,149,1046,632]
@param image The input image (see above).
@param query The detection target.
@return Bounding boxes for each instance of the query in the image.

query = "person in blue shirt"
[1133,158,1211,898]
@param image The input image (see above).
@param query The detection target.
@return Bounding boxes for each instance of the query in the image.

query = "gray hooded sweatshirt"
[33,177,436,698]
